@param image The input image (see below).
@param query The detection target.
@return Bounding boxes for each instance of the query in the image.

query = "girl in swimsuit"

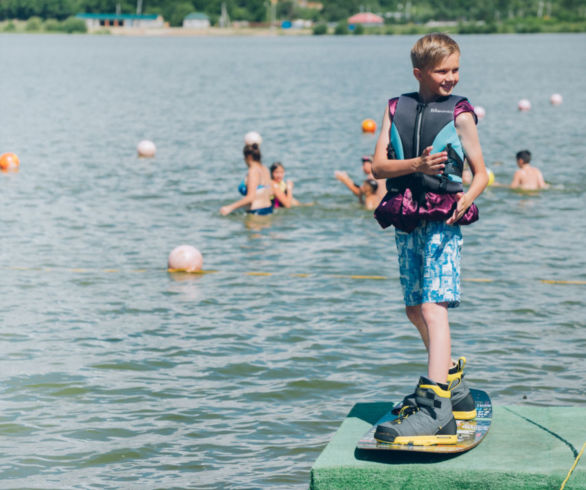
[220,143,273,216]
[270,162,299,209]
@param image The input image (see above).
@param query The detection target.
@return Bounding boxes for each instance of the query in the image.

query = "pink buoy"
[168,245,203,272]
[550,93,563,106]
[473,106,486,120]
[244,131,262,146]
[517,99,531,112]
[137,140,156,158]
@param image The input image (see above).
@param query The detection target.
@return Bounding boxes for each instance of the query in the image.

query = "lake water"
[0,32,585,488]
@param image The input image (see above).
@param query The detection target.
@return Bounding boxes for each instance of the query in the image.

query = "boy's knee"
[420,302,448,317]
[405,305,422,322]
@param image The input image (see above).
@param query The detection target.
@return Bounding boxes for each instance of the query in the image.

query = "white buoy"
[550,93,563,106]
[473,106,486,120]
[137,140,156,158]
[517,99,531,112]
[244,131,262,146]
[168,245,203,273]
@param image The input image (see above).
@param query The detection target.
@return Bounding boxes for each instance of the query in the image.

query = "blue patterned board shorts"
[395,221,463,308]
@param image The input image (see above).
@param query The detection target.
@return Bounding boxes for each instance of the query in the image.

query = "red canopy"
[348,12,384,25]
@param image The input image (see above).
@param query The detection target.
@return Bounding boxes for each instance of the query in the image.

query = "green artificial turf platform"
[310,403,585,489]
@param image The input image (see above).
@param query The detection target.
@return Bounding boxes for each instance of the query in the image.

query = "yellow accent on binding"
[452,409,477,420]
[447,357,467,381]
[392,434,458,446]
[419,384,451,398]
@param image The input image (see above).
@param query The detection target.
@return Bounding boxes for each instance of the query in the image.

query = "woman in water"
[270,162,299,209]
[220,143,273,216]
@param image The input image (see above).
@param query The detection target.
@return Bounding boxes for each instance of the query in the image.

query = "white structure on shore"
[183,12,210,29]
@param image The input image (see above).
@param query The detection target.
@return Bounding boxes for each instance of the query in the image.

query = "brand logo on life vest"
[430,108,453,114]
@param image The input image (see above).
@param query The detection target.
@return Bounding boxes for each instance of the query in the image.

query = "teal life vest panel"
[386,93,467,196]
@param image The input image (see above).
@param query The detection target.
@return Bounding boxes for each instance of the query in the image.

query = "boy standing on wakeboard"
[371,33,488,445]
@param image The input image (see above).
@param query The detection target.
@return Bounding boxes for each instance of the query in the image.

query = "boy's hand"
[446,192,471,225]
[418,146,446,175]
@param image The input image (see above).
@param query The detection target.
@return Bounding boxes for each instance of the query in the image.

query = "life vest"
[386,93,468,198]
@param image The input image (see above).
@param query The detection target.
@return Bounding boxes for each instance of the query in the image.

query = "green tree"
[62,15,87,31]
[334,20,349,34]
[165,1,195,26]
[26,15,43,30]
[312,22,327,34]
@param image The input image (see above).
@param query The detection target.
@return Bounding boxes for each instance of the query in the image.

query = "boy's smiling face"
[414,53,460,100]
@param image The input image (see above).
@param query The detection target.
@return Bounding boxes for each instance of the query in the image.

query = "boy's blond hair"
[410,33,460,71]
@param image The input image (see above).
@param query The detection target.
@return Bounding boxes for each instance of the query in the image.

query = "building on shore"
[183,12,211,29]
[76,13,164,30]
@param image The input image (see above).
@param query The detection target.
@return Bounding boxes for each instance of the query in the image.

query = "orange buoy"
[0,152,20,172]
[361,119,377,133]
[168,245,203,273]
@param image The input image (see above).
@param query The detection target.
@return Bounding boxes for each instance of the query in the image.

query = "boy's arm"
[372,107,447,179]
[510,170,521,189]
[448,112,488,224]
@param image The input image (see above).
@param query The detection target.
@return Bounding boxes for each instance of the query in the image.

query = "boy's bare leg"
[405,305,429,352]
[421,302,451,384]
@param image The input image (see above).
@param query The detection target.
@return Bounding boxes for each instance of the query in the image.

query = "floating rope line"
[541,279,586,286]
[560,441,585,490]
[3,266,585,285]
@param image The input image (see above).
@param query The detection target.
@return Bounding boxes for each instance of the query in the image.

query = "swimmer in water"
[220,143,273,216]
[360,178,380,210]
[334,155,384,209]
[334,170,381,210]
[361,155,387,202]
[510,150,548,191]
[270,162,299,208]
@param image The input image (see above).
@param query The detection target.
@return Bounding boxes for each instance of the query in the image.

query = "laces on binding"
[395,404,419,423]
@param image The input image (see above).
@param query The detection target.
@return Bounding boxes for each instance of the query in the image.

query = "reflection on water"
[0,33,585,488]
[244,213,274,232]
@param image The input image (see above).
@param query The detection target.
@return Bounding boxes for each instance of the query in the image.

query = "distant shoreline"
[1,19,585,36]
[105,26,313,37]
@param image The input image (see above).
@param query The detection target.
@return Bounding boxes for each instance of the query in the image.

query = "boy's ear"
[413,67,422,81]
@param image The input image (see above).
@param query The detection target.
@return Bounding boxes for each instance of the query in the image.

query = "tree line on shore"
[0,0,584,32]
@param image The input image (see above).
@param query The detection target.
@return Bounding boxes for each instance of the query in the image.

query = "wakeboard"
[356,388,492,454]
